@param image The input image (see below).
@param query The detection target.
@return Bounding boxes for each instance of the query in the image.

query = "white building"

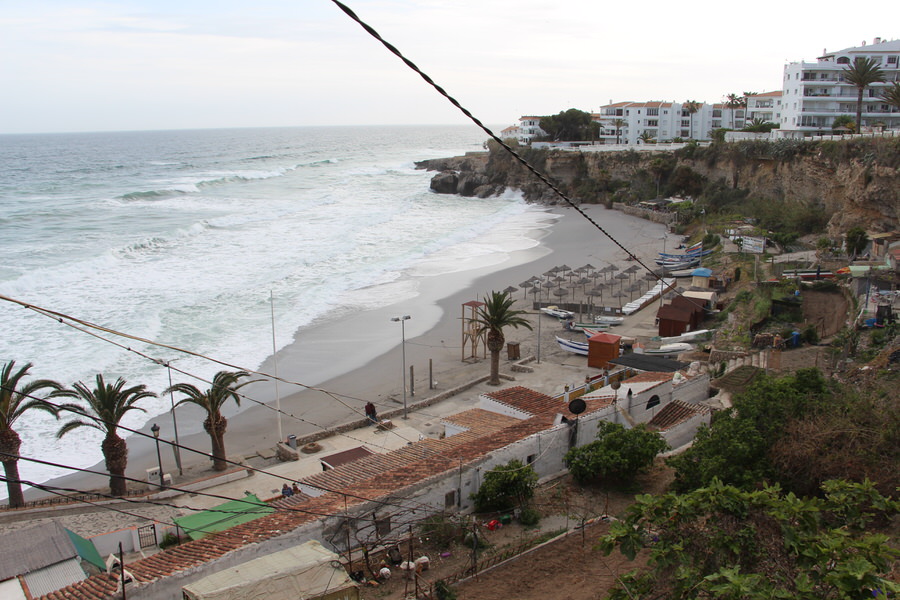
[516,116,547,143]
[595,101,743,143]
[746,91,783,124]
[780,38,900,135]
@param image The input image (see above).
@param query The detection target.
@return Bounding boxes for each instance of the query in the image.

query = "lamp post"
[150,423,165,489]
[165,362,183,476]
[391,315,411,419]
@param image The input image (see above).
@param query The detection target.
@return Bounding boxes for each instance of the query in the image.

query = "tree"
[598,478,900,600]
[843,57,885,133]
[55,375,155,496]
[0,361,63,508]
[613,118,626,144]
[164,370,256,471]
[724,93,743,129]
[471,459,537,512]
[565,422,667,485]
[637,131,656,144]
[538,109,596,141]
[845,226,869,259]
[741,118,777,133]
[881,81,900,117]
[473,291,532,386]
[682,100,701,139]
[832,114,856,132]
[668,368,828,492]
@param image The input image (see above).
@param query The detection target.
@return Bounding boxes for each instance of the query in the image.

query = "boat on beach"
[556,336,589,355]
[594,315,624,325]
[639,342,694,355]
[541,305,575,319]
[565,321,610,333]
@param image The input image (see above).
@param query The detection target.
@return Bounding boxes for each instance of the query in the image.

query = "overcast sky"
[0,0,893,134]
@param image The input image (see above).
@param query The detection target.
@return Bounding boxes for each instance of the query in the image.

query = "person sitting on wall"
[281,483,293,497]
[365,402,378,424]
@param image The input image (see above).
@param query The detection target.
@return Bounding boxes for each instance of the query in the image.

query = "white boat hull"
[556,336,589,356]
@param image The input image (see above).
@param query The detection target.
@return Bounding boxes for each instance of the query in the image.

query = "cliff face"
[416,141,900,235]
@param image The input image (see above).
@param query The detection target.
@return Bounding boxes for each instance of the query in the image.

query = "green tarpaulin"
[64,528,106,572]
[174,495,274,540]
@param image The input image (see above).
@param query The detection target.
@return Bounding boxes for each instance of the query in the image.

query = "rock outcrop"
[415,140,900,235]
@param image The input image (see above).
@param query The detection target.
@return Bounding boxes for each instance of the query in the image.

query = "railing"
[1,488,147,511]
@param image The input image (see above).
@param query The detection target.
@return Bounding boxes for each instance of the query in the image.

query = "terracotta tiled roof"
[40,387,570,600]
[624,372,674,385]
[647,400,710,431]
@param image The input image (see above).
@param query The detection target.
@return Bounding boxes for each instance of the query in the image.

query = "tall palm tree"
[881,82,900,122]
[473,291,533,386]
[613,118,626,144]
[724,93,741,129]
[683,100,701,139]
[55,375,155,496]
[843,57,885,133]
[0,361,63,508]
[164,371,255,471]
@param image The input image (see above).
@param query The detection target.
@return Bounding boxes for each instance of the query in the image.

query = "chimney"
[873,37,882,45]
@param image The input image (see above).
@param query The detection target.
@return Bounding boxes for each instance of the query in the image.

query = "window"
[647,108,659,116]
[712,109,722,117]
[445,490,456,509]
[375,515,391,537]
[837,56,850,64]
[647,119,658,127]
[889,56,898,65]
[526,454,536,464]
[646,395,661,409]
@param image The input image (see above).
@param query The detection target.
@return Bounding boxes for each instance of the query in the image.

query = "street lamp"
[150,423,165,489]
[165,362,183,476]
[390,315,411,419]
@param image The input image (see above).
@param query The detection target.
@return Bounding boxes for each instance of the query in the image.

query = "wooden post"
[429,359,434,389]
[409,365,415,397]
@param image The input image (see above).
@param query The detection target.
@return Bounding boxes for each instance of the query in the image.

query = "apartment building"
[595,101,743,143]
[780,37,900,134]
[746,91,783,124]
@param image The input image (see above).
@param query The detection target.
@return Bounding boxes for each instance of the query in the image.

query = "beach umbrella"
[543,269,557,278]
[586,288,603,314]
[615,272,629,290]
[503,285,519,300]
[611,290,626,308]
[519,280,534,299]
[581,263,596,274]
[552,287,569,302]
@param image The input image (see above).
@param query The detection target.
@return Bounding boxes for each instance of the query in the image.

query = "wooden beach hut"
[588,332,621,369]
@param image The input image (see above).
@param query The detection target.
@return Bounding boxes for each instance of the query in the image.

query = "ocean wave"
[117,188,193,201]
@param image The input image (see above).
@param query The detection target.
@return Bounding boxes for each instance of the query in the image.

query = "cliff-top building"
[780,37,900,134]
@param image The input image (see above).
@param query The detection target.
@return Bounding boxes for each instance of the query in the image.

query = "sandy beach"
[28,203,667,500]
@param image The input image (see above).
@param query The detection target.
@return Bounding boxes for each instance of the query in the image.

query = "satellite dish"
[568,398,586,415]
[611,380,621,390]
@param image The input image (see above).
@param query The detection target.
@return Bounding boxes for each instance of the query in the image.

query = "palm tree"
[164,371,256,471]
[0,361,63,508]
[638,131,656,144]
[55,375,155,496]
[724,93,742,129]
[683,100,701,139]
[881,82,900,121]
[473,291,532,386]
[613,118,626,144]
[843,57,885,133]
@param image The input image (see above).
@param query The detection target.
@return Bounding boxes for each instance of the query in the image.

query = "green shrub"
[471,460,537,512]
[733,266,741,282]
[802,324,819,345]
[435,580,457,600]
[420,514,464,546]
[519,507,541,527]
[159,532,180,549]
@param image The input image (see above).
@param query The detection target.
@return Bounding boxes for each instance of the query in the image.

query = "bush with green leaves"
[598,478,899,600]
[471,459,537,513]
[518,506,541,527]
[434,580,457,600]
[565,422,668,485]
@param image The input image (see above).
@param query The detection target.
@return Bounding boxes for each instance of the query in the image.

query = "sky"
[0,0,895,134]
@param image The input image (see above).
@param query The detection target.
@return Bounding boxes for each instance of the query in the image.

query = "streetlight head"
[391,315,411,322]
[151,423,160,438]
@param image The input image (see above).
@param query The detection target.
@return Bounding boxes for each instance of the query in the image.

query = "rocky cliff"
[416,138,900,235]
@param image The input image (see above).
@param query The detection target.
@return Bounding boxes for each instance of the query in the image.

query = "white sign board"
[741,236,765,254]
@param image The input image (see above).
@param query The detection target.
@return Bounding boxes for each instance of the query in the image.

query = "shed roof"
[0,521,77,581]
[173,494,274,541]
[588,332,622,344]
[320,446,375,470]
[607,354,689,372]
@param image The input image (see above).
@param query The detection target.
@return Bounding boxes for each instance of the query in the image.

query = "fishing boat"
[656,329,714,343]
[581,327,611,338]
[565,321,609,332]
[594,315,624,325]
[541,305,575,319]
[657,258,701,270]
[658,248,711,260]
[556,336,589,356]
[640,342,694,355]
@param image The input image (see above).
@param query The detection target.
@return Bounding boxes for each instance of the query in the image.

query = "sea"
[0,125,556,493]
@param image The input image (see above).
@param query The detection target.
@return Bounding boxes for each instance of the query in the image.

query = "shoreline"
[28,203,667,500]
